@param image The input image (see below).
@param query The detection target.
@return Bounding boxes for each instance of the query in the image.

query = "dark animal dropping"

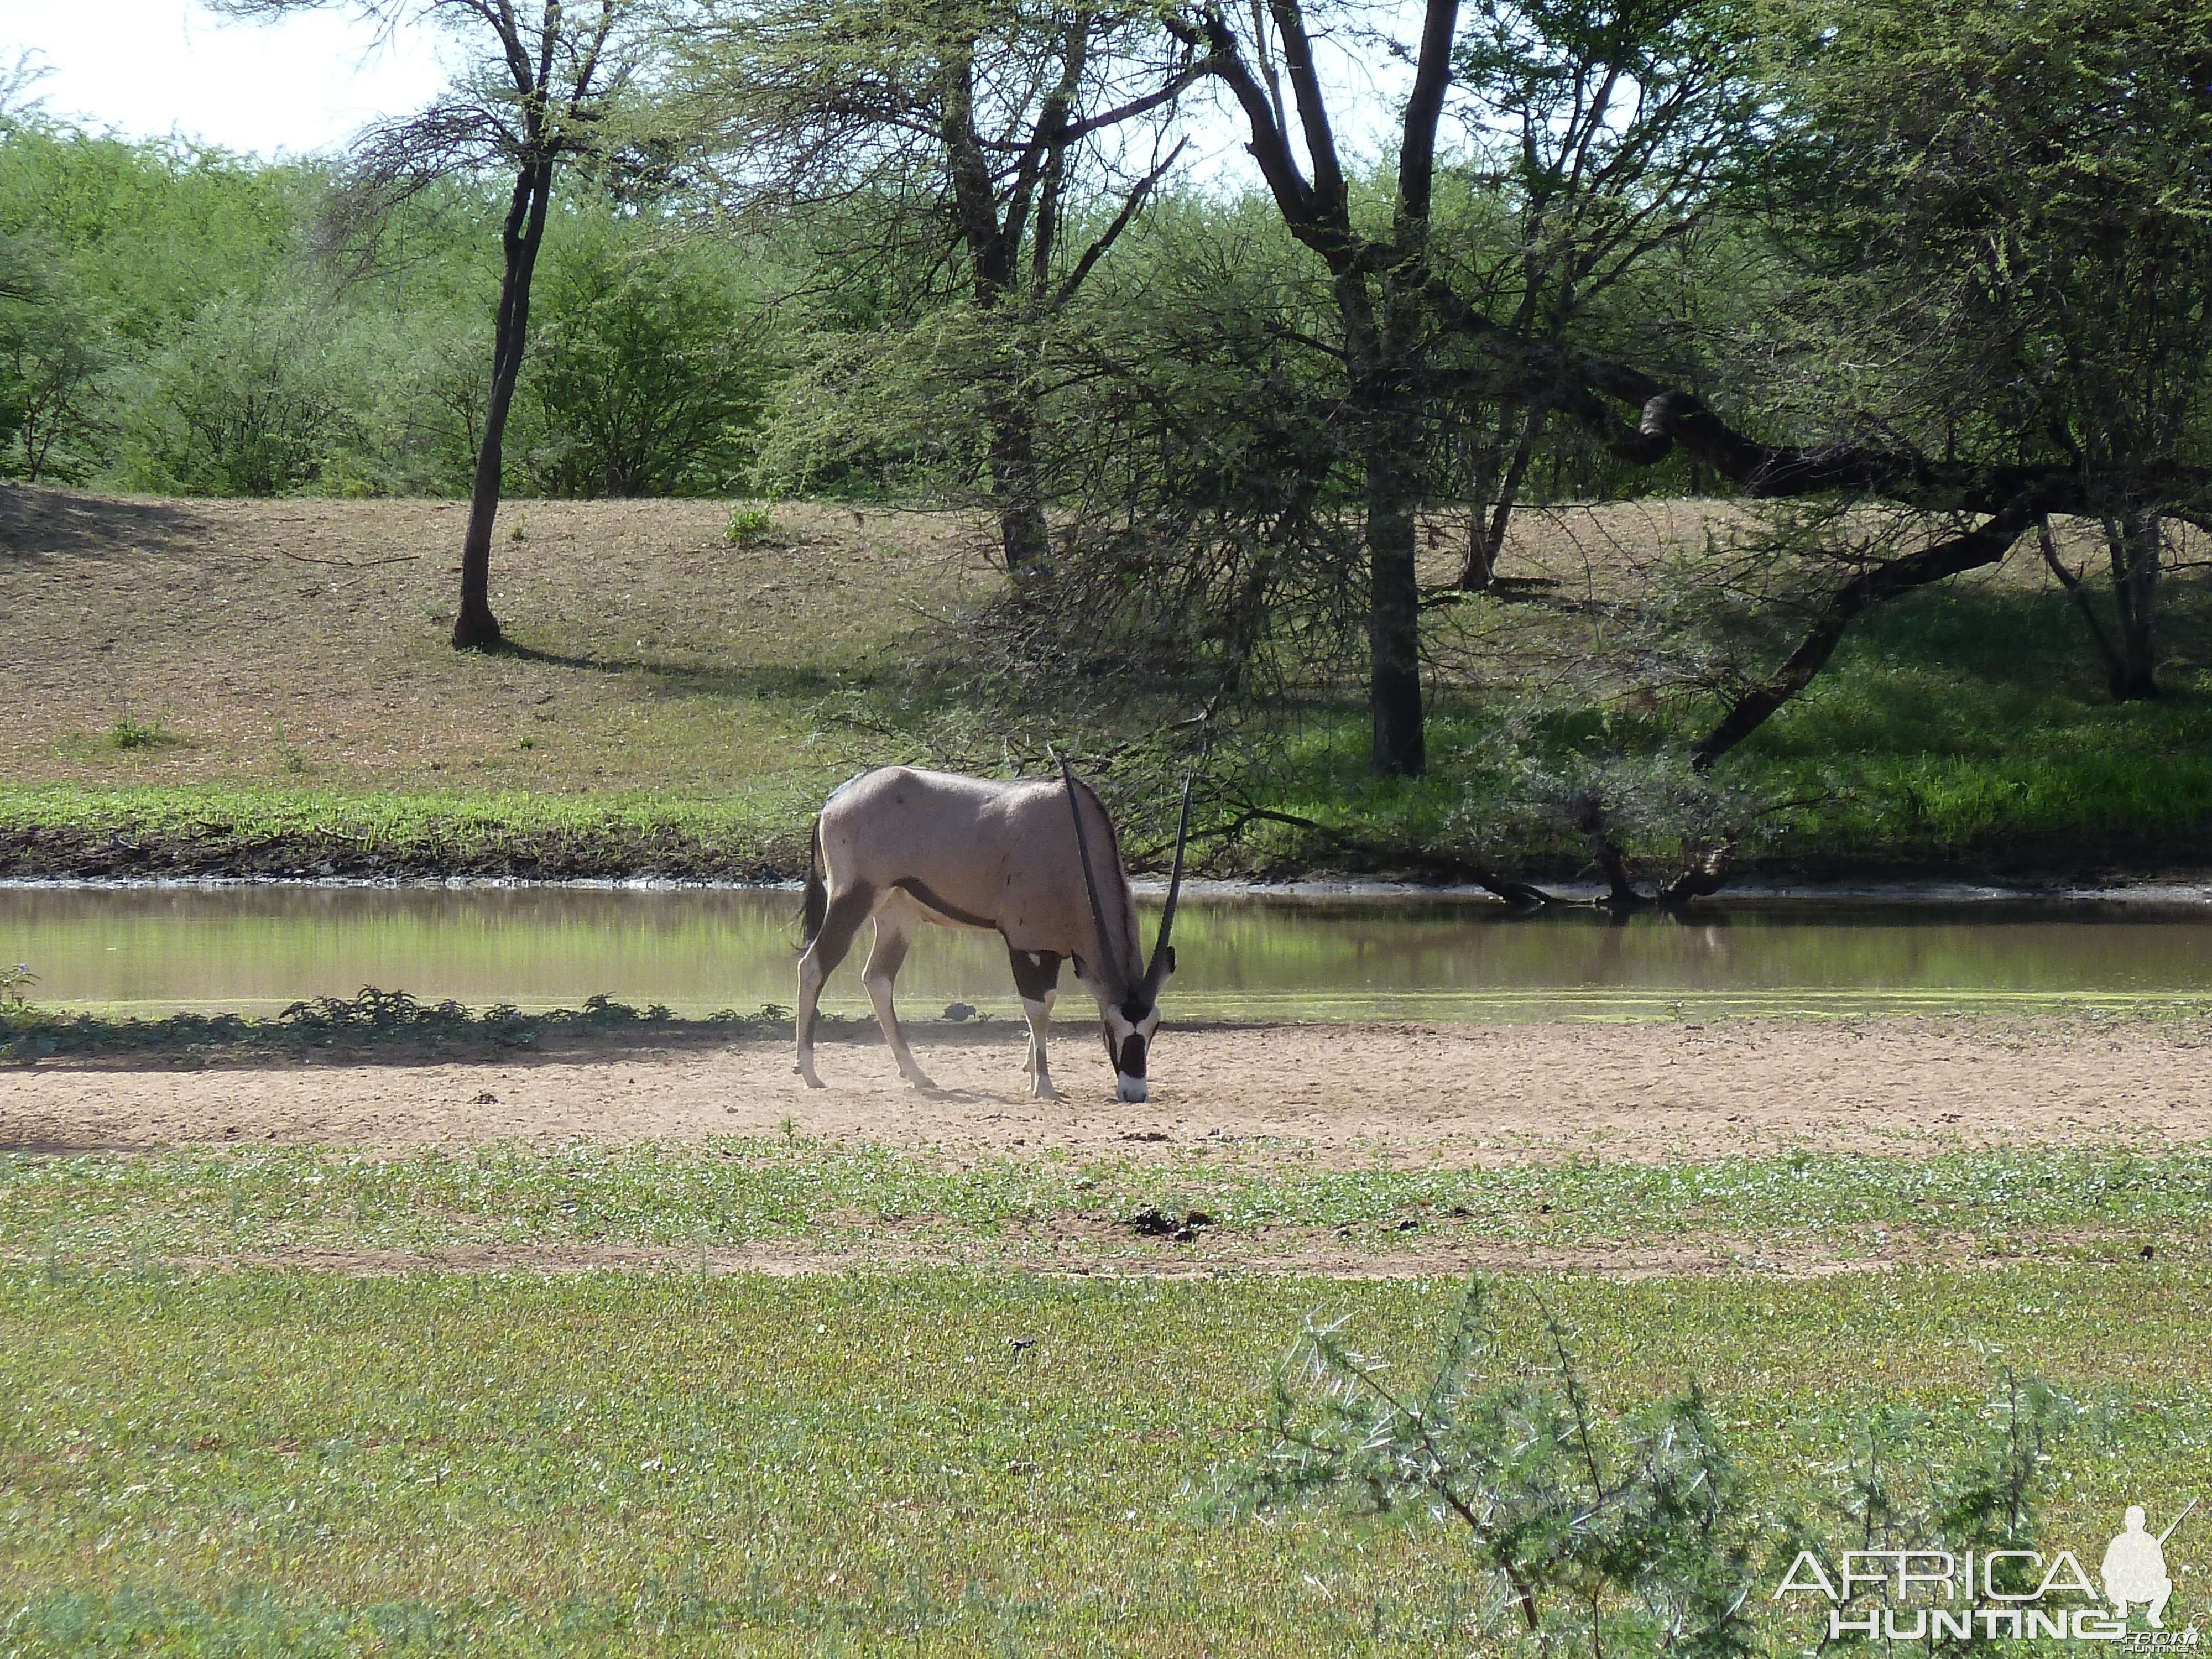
[1130,1207,1212,1241]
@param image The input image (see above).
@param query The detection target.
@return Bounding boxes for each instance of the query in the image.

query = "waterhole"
[7,885,2211,1023]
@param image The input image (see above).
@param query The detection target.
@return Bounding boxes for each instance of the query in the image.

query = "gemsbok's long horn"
[1060,757,1129,993]
[1140,776,1194,1003]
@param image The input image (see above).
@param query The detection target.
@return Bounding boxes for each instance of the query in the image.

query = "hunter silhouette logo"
[1773,1498,2198,1644]
[2106,1501,2196,1629]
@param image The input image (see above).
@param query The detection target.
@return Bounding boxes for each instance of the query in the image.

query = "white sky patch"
[0,0,1442,201]
[0,0,450,159]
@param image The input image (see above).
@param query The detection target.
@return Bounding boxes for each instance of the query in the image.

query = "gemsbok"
[795,762,1191,1102]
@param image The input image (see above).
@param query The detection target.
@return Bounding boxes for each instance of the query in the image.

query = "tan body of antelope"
[795,764,1190,1102]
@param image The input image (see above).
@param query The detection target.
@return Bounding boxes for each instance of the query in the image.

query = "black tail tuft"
[800,817,827,948]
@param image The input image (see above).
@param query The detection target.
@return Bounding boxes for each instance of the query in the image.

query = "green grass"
[3,1264,2209,1655]
[105,713,179,753]
[0,988,794,1065]
[1732,578,2212,868]
[1221,574,2212,880]
[7,1140,2210,1271]
[8,1123,2210,1652]
[0,783,812,880]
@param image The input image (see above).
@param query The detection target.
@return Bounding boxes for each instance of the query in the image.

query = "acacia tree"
[679,0,1199,568]
[219,0,645,649]
[1446,0,1759,591]
[1129,0,2212,785]
[1752,0,2212,703]
[1548,0,2212,779]
[1152,0,1761,774]
[1161,0,1463,775]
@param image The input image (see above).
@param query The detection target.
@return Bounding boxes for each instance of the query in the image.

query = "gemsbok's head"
[1062,760,1191,1103]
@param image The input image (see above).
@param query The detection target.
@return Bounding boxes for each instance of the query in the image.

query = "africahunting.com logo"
[1776,1500,2199,1644]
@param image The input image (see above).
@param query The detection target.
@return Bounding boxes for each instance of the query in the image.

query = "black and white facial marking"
[1102,995,1164,1103]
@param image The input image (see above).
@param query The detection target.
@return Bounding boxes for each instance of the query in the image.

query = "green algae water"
[7,884,2212,1022]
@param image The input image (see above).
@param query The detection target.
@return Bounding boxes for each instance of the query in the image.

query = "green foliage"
[1171,549,2212,879]
[0,119,784,500]
[0,231,114,482]
[1227,1279,2114,1658]
[1767,1369,2090,1646]
[105,712,177,751]
[116,295,374,495]
[752,304,1005,503]
[0,122,466,496]
[520,215,775,497]
[723,502,774,542]
[1228,1281,1756,1659]
[1754,0,2212,514]
[1446,743,1777,875]
[0,123,315,343]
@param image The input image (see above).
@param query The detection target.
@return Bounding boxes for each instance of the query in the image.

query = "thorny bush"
[1220,1277,2103,1657]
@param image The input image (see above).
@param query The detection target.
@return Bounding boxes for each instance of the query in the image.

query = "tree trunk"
[987,387,1050,568]
[1366,421,1427,776]
[1458,404,1542,591]
[1339,268,1427,776]
[453,160,552,651]
[2037,514,2127,689]
[2104,510,2162,699]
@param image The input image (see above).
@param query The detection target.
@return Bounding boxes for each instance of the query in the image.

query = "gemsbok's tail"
[800,817,827,948]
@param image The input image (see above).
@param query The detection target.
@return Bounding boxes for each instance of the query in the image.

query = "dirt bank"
[7,1016,2206,1163]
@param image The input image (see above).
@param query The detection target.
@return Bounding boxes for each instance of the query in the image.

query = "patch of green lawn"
[7,1140,2211,1270]
[2,1266,2208,1655]
[0,782,816,879]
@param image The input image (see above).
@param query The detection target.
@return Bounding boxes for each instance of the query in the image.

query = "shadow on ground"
[0,485,207,562]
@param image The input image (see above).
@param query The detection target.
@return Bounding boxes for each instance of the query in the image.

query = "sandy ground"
[6,1016,2208,1164]
[0,487,988,793]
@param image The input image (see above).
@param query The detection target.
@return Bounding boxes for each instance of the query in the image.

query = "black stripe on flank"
[894,878,997,930]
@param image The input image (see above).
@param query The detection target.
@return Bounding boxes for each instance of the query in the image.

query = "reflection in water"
[6,885,2212,1022]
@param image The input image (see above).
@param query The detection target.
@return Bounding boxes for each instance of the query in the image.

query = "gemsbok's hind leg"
[796,884,875,1088]
[1008,947,1063,1101]
[862,908,936,1091]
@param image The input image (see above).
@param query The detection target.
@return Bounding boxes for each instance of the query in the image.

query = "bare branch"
[1690,500,2038,769]
[1395,0,1460,233]
[1053,138,1188,309]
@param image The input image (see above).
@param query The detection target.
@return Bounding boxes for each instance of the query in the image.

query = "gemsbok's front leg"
[1009,947,1063,1101]
[796,885,874,1088]
[863,908,937,1091]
